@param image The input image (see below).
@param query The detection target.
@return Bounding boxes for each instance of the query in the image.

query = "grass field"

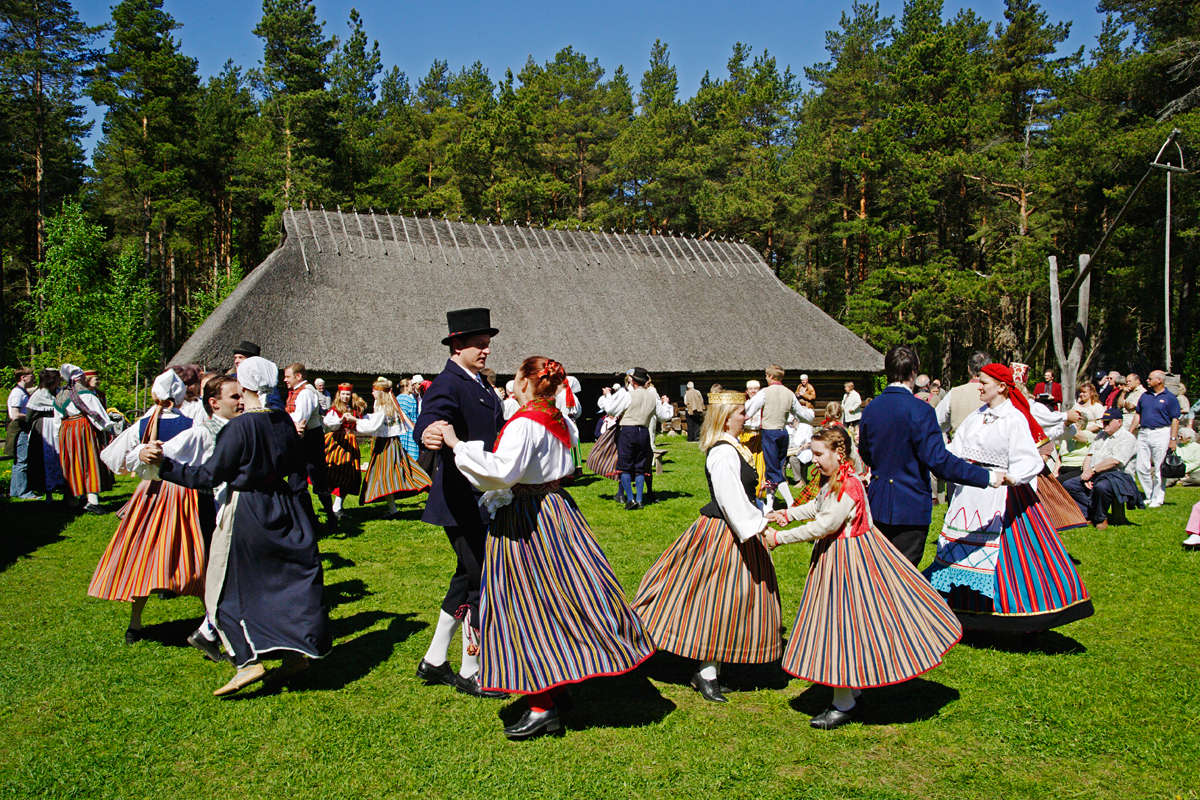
[2,437,1198,799]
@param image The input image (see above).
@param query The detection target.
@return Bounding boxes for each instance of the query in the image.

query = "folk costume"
[610,368,672,508]
[770,468,962,725]
[355,381,431,514]
[55,364,113,510]
[587,385,625,479]
[925,364,1093,632]
[633,395,781,700]
[90,372,206,641]
[25,386,66,497]
[321,385,365,512]
[396,391,421,460]
[156,357,330,684]
[556,376,584,473]
[453,394,654,728]
[287,375,334,520]
[412,308,505,693]
[744,381,815,506]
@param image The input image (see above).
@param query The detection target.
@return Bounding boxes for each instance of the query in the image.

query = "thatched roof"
[172,210,883,376]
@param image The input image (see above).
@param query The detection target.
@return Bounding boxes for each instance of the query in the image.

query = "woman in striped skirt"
[322,383,366,521]
[90,371,205,643]
[433,356,655,741]
[925,363,1093,633]
[632,389,780,703]
[55,363,114,513]
[766,426,963,730]
[357,378,431,518]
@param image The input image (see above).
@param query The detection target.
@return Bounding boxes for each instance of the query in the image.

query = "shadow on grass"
[233,612,426,697]
[962,628,1086,655]
[0,498,77,572]
[324,578,372,608]
[132,614,206,647]
[788,677,959,725]
[496,672,676,731]
[330,501,425,538]
[320,550,357,570]
[641,651,791,691]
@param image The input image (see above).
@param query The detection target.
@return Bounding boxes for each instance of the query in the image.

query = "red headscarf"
[980,363,1047,444]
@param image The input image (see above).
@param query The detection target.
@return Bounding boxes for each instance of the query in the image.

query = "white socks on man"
[332,494,344,514]
[423,610,461,666]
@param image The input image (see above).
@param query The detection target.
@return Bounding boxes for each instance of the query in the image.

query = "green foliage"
[185,259,244,336]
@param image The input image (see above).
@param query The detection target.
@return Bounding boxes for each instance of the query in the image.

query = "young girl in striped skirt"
[765,426,963,730]
[56,363,114,513]
[632,389,780,703]
[356,378,431,518]
[322,383,366,521]
[90,370,206,643]
[433,356,655,741]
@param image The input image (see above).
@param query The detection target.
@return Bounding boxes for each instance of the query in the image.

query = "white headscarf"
[151,370,186,405]
[411,374,424,384]
[60,363,83,384]
[237,356,278,394]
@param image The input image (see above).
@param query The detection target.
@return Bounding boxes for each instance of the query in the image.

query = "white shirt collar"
[887,382,913,393]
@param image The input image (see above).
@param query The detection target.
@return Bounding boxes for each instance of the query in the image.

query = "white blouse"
[59,391,111,431]
[453,415,578,492]
[179,398,208,423]
[948,399,1043,485]
[352,408,413,438]
[772,484,860,545]
[707,437,770,542]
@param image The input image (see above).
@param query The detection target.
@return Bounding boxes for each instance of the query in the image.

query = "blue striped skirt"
[478,489,655,694]
[926,484,1093,632]
[783,527,962,688]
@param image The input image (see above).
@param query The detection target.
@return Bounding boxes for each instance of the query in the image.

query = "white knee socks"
[197,615,218,641]
[833,686,856,711]
[698,660,719,681]
[422,610,460,666]
[776,482,795,507]
[332,494,344,513]
[86,492,99,506]
[460,629,479,679]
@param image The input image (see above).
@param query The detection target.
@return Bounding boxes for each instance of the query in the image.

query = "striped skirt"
[926,484,1093,632]
[478,490,655,694]
[59,415,107,496]
[87,480,205,601]
[632,516,781,663]
[324,428,361,496]
[1036,473,1088,532]
[783,527,962,688]
[360,436,430,504]
[586,425,619,479]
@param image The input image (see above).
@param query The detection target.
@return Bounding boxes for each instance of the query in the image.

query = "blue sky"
[73,0,1107,156]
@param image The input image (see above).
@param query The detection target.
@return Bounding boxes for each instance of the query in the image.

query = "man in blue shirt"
[858,345,998,566]
[1131,369,1181,508]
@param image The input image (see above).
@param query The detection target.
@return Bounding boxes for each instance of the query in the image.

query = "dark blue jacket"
[414,359,504,528]
[858,385,990,527]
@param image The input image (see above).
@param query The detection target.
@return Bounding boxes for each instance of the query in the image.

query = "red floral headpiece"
[981,363,1046,444]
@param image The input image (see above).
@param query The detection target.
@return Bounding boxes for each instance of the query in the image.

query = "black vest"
[700,441,759,520]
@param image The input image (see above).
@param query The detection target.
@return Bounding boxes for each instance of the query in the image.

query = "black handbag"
[1162,450,1186,480]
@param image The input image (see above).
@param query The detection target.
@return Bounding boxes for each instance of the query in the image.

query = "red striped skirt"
[324,428,361,496]
[1036,473,1088,531]
[632,515,781,663]
[360,436,430,504]
[87,480,205,601]
[586,425,619,479]
[782,527,962,688]
[59,415,105,496]
[479,490,655,694]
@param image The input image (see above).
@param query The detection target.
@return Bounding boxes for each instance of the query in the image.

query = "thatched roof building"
[172,210,882,387]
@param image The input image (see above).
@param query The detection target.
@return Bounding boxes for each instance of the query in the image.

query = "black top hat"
[232,340,260,357]
[630,367,650,385]
[442,308,499,346]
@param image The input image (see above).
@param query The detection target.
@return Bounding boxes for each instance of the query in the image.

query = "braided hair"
[517,356,567,400]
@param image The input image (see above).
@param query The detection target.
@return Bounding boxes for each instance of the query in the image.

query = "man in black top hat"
[228,341,260,376]
[412,308,505,698]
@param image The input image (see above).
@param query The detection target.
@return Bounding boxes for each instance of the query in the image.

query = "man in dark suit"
[413,308,506,698]
[859,345,999,566]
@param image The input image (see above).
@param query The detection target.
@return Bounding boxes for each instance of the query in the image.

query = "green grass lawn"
[2,437,1198,799]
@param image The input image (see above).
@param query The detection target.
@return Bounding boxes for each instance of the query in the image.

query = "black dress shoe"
[124,627,143,645]
[810,705,855,730]
[454,672,508,699]
[415,659,458,687]
[503,707,563,740]
[690,672,728,703]
[83,503,105,515]
[187,630,225,662]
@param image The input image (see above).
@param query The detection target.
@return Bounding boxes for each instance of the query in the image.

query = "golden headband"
[708,391,747,406]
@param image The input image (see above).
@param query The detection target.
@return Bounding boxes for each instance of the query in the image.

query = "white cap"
[60,363,83,384]
[411,374,424,384]
[151,370,186,404]
[237,356,279,394]
[505,380,515,393]
[746,379,761,390]
[800,374,808,381]
[612,383,620,391]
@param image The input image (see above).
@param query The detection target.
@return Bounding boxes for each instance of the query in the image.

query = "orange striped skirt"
[59,415,105,496]
[632,515,781,663]
[1036,473,1088,532]
[782,527,962,688]
[360,436,430,504]
[324,428,361,496]
[88,480,205,601]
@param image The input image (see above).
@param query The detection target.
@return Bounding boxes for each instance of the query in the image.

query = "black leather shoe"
[415,659,458,687]
[503,707,563,740]
[83,503,105,515]
[454,672,508,699]
[810,705,855,730]
[187,630,225,663]
[124,627,143,645]
[690,672,728,703]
